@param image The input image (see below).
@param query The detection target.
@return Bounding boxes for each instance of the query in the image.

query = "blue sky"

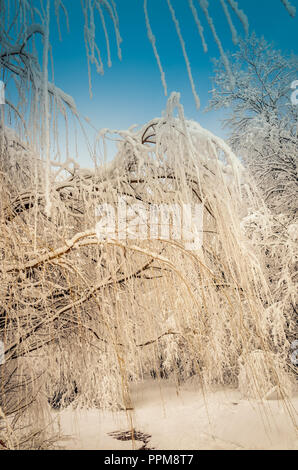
[49,0,298,166]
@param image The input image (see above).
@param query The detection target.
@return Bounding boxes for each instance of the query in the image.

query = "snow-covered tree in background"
[209,33,297,356]
[208,33,297,217]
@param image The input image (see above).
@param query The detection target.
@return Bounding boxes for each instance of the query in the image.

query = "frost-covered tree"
[209,34,298,360]
[208,33,298,216]
[0,2,297,450]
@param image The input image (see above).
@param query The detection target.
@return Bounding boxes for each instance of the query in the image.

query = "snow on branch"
[226,0,249,34]
[280,0,296,17]
[144,0,167,96]
[167,0,200,109]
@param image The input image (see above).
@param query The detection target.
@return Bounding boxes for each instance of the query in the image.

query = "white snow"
[54,380,298,450]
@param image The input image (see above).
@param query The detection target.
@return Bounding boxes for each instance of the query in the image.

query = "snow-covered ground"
[54,380,298,450]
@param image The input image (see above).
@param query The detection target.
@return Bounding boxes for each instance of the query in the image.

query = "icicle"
[166,0,200,109]
[220,0,238,45]
[144,0,167,96]
[226,0,249,35]
[188,0,208,53]
[280,0,296,17]
[199,0,234,88]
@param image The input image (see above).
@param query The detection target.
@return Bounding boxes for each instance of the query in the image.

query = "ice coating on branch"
[144,0,167,96]
[96,2,112,68]
[227,0,249,35]
[188,0,208,53]
[166,0,200,109]
[109,0,123,59]
[220,0,238,45]
[280,0,296,17]
[81,0,122,96]
[199,0,234,86]
[54,0,69,41]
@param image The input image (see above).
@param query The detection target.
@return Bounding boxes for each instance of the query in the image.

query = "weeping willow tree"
[0,0,297,450]
[1,93,296,448]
